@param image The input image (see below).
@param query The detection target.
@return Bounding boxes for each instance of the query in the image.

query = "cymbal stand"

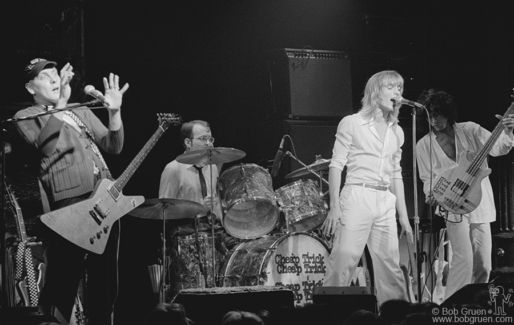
[207,151,217,287]
[160,203,167,303]
[284,151,329,187]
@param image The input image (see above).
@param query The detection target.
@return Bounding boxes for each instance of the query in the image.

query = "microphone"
[393,96,424,109]
[84,85,110,107]
[271,137,285,177]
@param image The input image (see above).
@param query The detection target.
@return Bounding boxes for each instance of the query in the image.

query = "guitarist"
[12,58,129,324]
[416,89,514,302]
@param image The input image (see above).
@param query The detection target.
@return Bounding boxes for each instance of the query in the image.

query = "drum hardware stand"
[159,205,167,303]
[193,216,208,287]
[205,149,217,288]
[284,152,329,188]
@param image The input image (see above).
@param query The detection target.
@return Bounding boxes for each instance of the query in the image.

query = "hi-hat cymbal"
[285,159,331,178]
[176,147,246,165]
[128,198,204,220]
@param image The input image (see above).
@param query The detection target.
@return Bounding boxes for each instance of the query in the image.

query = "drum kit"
[129,145,362,305]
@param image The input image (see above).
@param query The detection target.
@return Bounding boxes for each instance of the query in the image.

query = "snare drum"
[218,164,279,239]
[219,232,329,306]
[275,179,328,232]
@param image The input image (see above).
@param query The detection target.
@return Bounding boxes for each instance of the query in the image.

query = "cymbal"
[176,147,246,165]
[285,159,331,178]
[128,198,204,220]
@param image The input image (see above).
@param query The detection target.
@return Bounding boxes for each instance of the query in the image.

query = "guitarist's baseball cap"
[25,58,57,81]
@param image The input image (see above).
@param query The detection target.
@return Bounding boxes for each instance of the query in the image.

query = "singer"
[321,70,413,305]
[416,89,514,301]
[12,58,129,324]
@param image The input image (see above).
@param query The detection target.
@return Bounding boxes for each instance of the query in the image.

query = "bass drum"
[218,232,329,306]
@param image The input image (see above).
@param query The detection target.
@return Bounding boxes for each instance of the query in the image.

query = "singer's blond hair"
[359,70,404,125]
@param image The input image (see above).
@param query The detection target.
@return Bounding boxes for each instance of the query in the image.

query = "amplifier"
[493,233,514,272]
[266,48,354,118]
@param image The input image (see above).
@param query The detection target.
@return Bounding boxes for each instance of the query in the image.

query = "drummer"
[159,120,223,224]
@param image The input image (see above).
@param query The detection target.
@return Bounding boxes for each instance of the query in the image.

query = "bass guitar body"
[433,151,490,215]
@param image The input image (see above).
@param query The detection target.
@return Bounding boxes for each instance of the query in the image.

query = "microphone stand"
[410,106,422,302]
[1,100,107,123]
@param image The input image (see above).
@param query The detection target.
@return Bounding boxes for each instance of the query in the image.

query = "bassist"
[12,58,129,324]
[416,89,514,302]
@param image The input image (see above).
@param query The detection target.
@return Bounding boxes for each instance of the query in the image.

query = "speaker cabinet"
[172,287,294,325]
[266,49,354,118]
[493,233,514,273]
[313,286,377,320]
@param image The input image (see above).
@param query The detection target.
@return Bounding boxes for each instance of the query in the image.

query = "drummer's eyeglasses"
[191,136,215,145]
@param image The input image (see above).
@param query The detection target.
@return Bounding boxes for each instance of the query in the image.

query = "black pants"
[38,192,120,325]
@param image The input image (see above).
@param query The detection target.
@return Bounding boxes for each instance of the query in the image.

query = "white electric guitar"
[40,113,181,254]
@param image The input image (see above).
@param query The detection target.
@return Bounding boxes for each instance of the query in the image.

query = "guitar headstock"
[157,113,182,131]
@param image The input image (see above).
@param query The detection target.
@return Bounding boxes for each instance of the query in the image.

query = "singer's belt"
[350,183,389,191]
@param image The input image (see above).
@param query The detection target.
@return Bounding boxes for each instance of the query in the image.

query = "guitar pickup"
[89,210,102,225]
[93,201,110,219]
[451,179,469,196]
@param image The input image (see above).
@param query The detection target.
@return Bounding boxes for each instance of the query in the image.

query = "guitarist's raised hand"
[495,114,514,135]
[103,73,128,131]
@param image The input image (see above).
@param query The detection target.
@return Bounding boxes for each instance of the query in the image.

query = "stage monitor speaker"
[266,48,354,118]
[0,306,68,325]
[313,286,377,320]
[172,287,294,325]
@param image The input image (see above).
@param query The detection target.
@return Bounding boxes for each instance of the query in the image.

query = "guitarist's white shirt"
[416,122,514,223]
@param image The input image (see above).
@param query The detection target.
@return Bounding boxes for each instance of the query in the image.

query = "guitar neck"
[111,126,166,196]
[5,179,29,242]
[16,210,29,243]
[468,101,514,175]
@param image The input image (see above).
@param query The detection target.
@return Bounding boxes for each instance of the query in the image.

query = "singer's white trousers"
[444,218,492,300]
[323,185,408,306]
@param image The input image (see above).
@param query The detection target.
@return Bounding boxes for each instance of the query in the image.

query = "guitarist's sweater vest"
[14,104,124,203]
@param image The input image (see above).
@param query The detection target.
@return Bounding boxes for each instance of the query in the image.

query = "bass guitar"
[433,97,514,214]
[41,113,181,254]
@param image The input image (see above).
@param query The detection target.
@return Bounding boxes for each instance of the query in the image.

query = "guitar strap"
[454,126,471,157]
[64,110,113,180]
[15,242,39,306]
[24,246,39,306]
